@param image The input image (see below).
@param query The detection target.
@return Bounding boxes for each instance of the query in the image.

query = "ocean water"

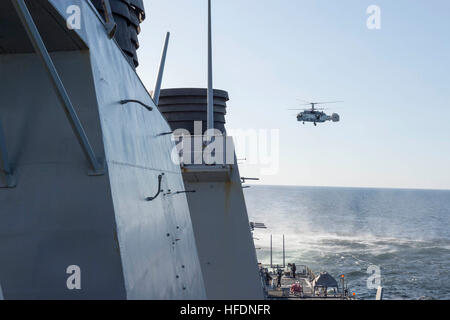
[244,185,450,300]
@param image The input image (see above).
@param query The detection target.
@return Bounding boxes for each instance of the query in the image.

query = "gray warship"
[0,0,263,300]
[0,0,356,300]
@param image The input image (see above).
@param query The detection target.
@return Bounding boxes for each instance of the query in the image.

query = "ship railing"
[305,266,316,280]
[259,263,316,280]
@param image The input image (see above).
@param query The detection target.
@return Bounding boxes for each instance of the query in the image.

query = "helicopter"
[289,101,342,126]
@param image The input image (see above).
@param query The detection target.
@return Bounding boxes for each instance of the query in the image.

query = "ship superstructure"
[0,0,262,300]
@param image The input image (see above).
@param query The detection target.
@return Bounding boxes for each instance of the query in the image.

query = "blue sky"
[137,0,450,190]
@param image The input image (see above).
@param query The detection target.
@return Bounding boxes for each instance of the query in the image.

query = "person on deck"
[277,269,282,288]
[292,263,297,278]
[265,270,272,287]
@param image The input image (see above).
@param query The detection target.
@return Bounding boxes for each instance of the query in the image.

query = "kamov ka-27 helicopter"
[290,100,342,126]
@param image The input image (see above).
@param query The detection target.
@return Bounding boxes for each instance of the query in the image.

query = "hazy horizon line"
[245,184,450,192]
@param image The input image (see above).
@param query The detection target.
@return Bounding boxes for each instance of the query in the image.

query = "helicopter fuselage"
[297,110,340,125]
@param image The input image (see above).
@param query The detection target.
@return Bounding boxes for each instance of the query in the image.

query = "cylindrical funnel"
[158,88,229,135]
[91,0,146,68]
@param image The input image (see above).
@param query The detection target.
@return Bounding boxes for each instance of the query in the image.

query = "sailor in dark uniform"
[277,269,282,288]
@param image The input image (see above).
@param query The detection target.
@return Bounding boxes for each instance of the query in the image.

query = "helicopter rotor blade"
[296,98,311,103]
[297,101,343,106]
[288,107,329,111]
[311,101,344,105]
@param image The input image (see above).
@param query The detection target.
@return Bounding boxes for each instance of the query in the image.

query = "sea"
[244,185,450,300]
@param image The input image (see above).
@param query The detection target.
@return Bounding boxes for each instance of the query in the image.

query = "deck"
[261,269,353,300]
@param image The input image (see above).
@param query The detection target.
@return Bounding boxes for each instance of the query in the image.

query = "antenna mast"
[270,234,273,268]
[153,32,170,106]
[207,0,214,133]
